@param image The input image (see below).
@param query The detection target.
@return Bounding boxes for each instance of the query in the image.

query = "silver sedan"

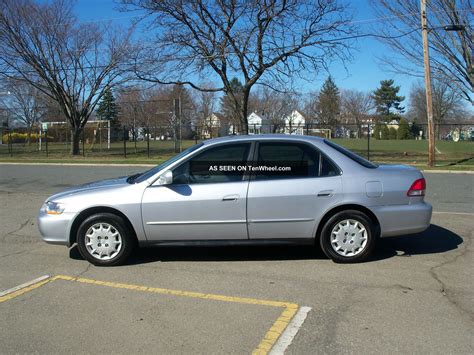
[38,135,432,266]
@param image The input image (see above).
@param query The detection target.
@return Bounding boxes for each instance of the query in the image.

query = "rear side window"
[253,142,340,180]
[324,139,378,169]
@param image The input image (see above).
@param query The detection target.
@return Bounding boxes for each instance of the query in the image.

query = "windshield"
[324,139,378,169]
[130,143,204,183]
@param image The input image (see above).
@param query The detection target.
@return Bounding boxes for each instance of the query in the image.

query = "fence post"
[8,129,13,157]
[123,127,127,158]
[146,126,150,158]
[82,129,85,157]
[367,123,370,161]
[45,129,48,157]
[306,123,309,135]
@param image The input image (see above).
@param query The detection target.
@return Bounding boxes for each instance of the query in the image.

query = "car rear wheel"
[76,213,135,266]
[320,210,376,263]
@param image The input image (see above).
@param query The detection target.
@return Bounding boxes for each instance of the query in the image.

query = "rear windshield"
[324,139,378,169]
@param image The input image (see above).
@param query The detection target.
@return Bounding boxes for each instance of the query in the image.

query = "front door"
[142,142,252,241]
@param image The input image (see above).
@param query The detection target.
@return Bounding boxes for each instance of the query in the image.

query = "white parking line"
[0,275,51,298]
[433,211,474,216]
[269,306,312,355]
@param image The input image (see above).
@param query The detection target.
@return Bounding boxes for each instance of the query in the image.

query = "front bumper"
[372,202,432,237]
[37,208,75,246]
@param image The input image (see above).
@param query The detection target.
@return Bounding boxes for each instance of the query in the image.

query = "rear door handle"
[317,190,334,197]
[222,194,239,201]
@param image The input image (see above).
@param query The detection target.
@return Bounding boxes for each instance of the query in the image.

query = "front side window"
[172,143,251,184]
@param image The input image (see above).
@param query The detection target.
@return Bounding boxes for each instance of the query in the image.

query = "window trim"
[250,140,341,181]
[170,141,255,185]
[324,139,378,169]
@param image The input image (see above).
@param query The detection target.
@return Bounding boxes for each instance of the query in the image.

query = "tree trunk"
[72,127,82,155]
[240,90,250,135]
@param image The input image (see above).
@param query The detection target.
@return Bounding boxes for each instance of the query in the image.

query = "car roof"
[202,134,325,145]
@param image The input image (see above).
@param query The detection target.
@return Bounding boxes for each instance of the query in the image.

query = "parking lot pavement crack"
[2,218,33,240]
[74,262,92,278]
[429,230,473,322]
[0,249,29,259]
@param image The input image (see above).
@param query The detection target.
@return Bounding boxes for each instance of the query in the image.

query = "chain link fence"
[1,121,473,166]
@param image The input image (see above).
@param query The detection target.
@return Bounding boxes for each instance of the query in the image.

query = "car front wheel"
[320,210,376,263]
[76,213,135,266]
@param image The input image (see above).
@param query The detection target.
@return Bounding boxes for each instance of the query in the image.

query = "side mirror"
[156,170,173,186]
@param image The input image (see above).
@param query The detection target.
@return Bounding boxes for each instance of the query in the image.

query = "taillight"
[407,178,426,196]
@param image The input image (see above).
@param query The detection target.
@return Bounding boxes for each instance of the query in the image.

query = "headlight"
[45,201,65,215]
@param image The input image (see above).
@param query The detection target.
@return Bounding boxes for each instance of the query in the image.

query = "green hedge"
[2,132,53,143]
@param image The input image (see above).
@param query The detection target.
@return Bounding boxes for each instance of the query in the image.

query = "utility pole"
[420,0,435,167]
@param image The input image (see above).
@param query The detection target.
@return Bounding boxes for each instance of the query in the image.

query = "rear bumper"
[37,209,74,246]
[372,202,432,237]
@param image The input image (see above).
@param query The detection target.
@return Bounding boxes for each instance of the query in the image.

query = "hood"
[47,176,130,202]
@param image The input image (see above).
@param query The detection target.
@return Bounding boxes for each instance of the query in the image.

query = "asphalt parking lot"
[0,164,473,354]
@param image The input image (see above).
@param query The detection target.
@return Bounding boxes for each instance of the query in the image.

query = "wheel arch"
[315,204,381,241]
[69,206,138,246]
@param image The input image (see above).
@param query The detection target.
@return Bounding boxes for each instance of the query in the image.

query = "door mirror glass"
[156,170,173,185]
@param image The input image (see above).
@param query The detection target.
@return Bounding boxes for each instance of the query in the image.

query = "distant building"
[201,113,224,138]
[247,112,271,134]
[284,110,306,135]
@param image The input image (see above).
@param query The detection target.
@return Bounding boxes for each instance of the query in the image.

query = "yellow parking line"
[3,274,301,354]
[0,276,52,303]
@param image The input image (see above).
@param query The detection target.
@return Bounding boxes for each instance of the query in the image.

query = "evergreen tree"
[96,88,120,140]
[372,80,405,121]
[397,118,410,139]
[318,76,340,131]
[97,88,119,126]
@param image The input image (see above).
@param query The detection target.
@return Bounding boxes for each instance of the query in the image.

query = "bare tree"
[122,0,355,133]
[0,0,134,154]
[371,0,473,105]
[408,80,468,129]
[197,90,218,137]
[251,87,300,132]
[0,79,45,142]
[341,89,374,137]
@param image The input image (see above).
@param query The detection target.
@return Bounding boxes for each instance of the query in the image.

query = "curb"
[422,169,474,174]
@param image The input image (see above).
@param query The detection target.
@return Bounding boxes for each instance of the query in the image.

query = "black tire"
[76,213,135,266]
[319,210,376,263]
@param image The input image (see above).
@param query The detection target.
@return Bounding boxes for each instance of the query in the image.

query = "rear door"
[247,141,342,239]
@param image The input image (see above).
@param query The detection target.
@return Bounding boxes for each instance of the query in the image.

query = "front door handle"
[222,194,239,201]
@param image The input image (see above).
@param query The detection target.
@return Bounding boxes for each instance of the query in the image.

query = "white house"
[284,110,306,135]
[247,112,271,134]
[201,113,222,138]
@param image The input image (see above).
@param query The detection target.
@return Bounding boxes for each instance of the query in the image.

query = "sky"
[74,0,425,104]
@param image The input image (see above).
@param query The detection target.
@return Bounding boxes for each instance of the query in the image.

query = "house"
[387,119,400,130]
[284,110,306,135]
[200,113,223,138]
[247,112,271,134]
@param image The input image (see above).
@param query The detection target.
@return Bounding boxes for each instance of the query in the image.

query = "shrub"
[381,125,390,139]
[2,132,53,143]
[389,127,397,139]
[397,118,410,139]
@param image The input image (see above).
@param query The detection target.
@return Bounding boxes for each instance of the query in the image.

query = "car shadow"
[69,224,463,265]
[370,224,464,261]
